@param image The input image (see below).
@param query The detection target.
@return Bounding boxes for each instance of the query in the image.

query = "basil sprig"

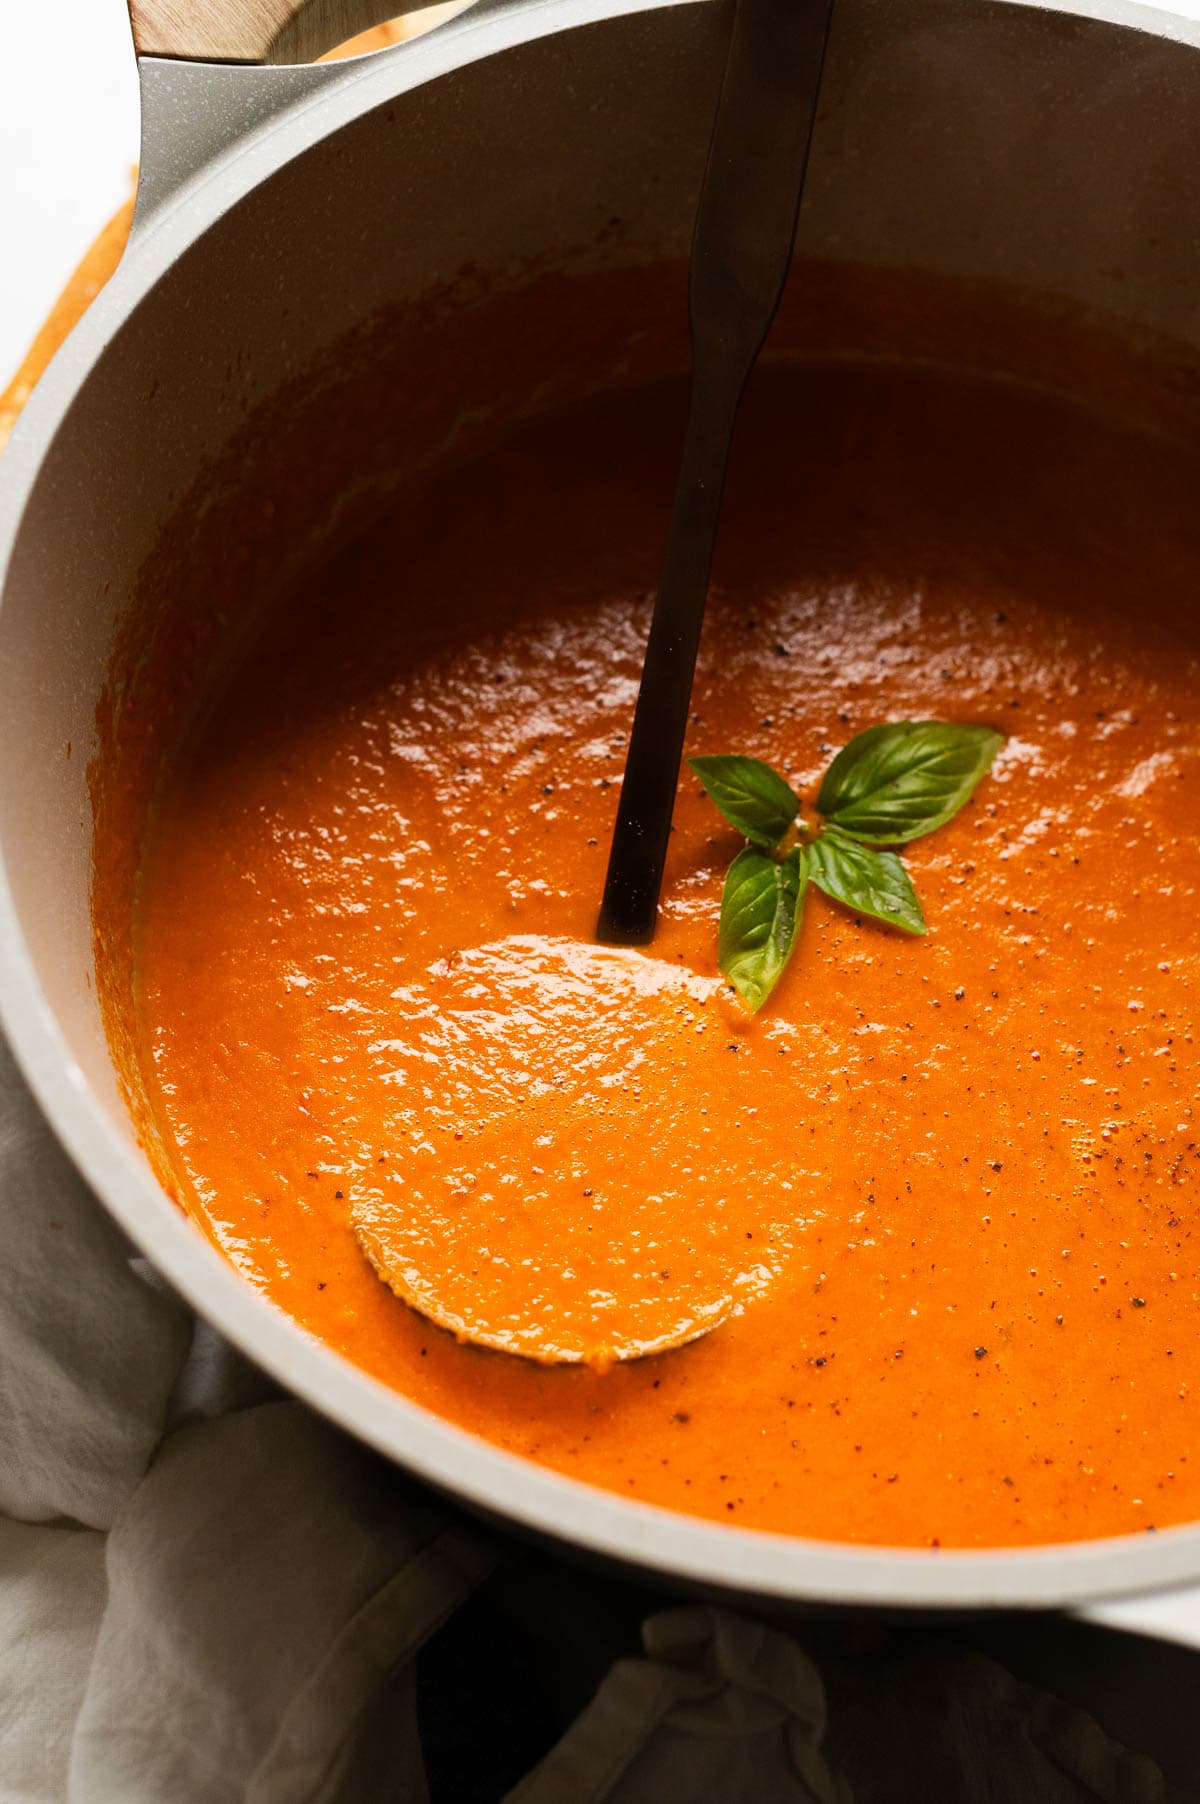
[689,720,1003,1012]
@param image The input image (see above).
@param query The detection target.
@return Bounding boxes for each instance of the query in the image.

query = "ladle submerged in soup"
[98,265,1200,1548]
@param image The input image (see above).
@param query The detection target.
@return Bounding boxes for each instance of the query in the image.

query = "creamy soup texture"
[117,293,1200,1549]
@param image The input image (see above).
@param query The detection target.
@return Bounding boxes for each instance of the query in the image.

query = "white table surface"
[0,0,139,390]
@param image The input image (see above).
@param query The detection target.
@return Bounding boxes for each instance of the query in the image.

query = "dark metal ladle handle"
[596,0,834,945]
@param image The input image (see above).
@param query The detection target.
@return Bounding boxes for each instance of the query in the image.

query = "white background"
[0,0,139,389]
[7,0,1200,389]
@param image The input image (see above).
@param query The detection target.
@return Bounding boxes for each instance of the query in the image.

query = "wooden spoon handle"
[127,0,446,63]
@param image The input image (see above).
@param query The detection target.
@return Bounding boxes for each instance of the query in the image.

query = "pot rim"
[4,0,1200,1615]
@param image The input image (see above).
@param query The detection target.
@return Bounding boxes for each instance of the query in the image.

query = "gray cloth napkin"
[1,1030,1195,1802]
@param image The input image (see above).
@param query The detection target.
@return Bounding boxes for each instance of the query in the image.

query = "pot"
[3,0,1200,1642]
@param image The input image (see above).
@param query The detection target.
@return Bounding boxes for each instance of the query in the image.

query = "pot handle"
[1078,1584,1200,1650]
[127,0,455,64]
[128,3,484,231]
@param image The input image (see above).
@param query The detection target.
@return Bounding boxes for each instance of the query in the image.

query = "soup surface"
[127,331,1200,1549]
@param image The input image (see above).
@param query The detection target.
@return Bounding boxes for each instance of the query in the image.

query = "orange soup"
[114,283,1200,1550]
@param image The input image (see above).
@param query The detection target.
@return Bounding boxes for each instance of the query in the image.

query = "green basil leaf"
[807,829,926,935]
[817,721,1003,844]
[718,846,807,1011]
[689,754,800,849]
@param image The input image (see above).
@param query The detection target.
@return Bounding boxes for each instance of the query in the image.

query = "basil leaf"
[689,754,800,849]
[807,829,926,935]
[719,846,807,1011]
[817,721,1003,845]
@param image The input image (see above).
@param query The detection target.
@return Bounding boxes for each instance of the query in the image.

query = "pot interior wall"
[5,0,1200,1145]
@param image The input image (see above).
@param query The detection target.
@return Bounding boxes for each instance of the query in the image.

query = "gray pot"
[3,0,1200,1640]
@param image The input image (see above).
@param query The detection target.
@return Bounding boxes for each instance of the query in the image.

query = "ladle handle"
[597,0,834,944]
[127,0,452,64]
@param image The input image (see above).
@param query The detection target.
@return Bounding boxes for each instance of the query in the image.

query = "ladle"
[362,0,834,1365]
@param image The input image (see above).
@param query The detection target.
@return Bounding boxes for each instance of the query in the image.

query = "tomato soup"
[111,277,1200,1549]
